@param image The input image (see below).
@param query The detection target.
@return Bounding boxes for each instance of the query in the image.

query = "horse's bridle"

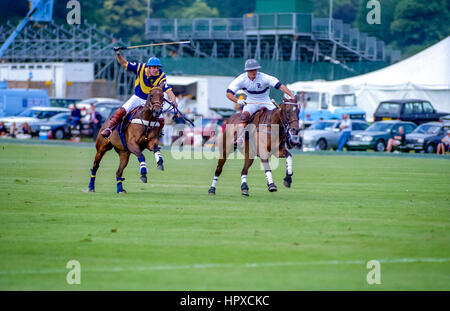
[146,87,164,113]
[279,101,301,148]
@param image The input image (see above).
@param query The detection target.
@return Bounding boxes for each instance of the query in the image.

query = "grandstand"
[145,0,401,64]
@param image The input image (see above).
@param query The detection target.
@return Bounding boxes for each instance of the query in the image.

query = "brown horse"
[208,97,300,196]
[88,87,165,193]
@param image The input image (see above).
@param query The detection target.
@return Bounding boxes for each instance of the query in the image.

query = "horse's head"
[146,87,164,118]
[281,95,301,148]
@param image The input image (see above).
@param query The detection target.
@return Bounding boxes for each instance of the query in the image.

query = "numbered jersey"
[126,62,172,100]
[227,72,281,104]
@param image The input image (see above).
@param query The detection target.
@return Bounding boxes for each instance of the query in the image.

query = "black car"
[347,121,417,152]
[37,112,71,139]
[400,122,450,153]
[373,99,446,125]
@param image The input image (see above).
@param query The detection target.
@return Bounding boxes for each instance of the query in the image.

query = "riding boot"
[101,107,126,139]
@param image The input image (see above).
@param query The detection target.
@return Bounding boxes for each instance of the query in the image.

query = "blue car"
[36,112,71,140]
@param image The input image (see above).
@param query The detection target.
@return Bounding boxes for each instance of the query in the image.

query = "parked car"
[50,98,81,108]
[347,121,417,152]
[0,106,70,135]
[301,119,370,151]
[400,122,450,153]
[37,112,71,140]
[70,97,122,115]
[181,118,224,146]
[373,99,447,125]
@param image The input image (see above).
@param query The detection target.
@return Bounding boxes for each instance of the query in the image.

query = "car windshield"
[413,124,441,134]
[377,103,401,114]
[308,122,336,130]
[366,122,394,132]
[50,113,70,121]
[17,109,42,118]
[332,94,356,107]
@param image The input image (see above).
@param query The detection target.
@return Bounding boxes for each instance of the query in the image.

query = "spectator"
[69,104,82,127]
[336,114,352,151]
[88,104,102,141]
[162,111,175,146]
[437,130,450,155]
[69,104,82,142]
[21,122,31,135]
[17,122,32,139]
[386,126,405,152]
[0,122,7,136]
[9,122,17,138]
[176,93,187,113]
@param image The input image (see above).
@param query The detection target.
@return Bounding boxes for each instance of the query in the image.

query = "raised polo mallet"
[117,38,195,50]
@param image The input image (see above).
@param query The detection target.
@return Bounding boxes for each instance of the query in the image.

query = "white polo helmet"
[244,59,261,71]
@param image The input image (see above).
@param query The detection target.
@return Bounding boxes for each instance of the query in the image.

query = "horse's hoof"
[268,183,278,192]
[283,176,292,188]
[241,182,249,196]
[208,187,216,195]
[88,188,95,193]
[140,174,147,183]
[157,164,164,171]
[118,190,127,194]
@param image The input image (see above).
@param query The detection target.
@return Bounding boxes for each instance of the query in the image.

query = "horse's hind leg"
[208,128,234,195]
[128,142,148,183]
[240,157,254,196]
[88,138,112,192]
[116,151,130,194]
[261,158,277,192]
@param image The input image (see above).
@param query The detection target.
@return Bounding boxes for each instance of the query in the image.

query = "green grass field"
[0,142,449,290]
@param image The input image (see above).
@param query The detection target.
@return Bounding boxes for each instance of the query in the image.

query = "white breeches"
[122,95,146,113]
[242,102,275,115]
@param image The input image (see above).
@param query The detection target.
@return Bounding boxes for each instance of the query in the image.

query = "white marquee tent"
[289,36,450,121]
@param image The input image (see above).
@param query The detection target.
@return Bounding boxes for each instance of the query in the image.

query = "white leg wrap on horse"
[211,176,218,188]
[241,175,247,184]
[154,151,162,162]
[265,171,273,184]
[286,155,293,176]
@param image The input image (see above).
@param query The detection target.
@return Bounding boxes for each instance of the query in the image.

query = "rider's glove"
[172,101,178,109]
[237,99,246,106]
[114,46,121,55]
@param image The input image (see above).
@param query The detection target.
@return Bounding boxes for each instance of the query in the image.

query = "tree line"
[1,0,449,57]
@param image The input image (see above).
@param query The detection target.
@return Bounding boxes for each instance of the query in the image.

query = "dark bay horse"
[88,87,165,193]
[208,97,301,196]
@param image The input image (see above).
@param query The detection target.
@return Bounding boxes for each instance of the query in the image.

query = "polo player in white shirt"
[226,59,296,145]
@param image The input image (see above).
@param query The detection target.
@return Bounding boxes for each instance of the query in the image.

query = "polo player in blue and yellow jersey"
[101,49,177,139]
[100,48,177,170]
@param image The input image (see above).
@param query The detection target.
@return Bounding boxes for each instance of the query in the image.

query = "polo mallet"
[117,38,195,51]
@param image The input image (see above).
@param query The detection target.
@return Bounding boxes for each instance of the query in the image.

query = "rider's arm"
[226,91,238,103]
[116,54,128,69]
[166,89,176,104]
[279,84,295,100]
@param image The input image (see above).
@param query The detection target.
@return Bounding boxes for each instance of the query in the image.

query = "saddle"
[249,107,268,125]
